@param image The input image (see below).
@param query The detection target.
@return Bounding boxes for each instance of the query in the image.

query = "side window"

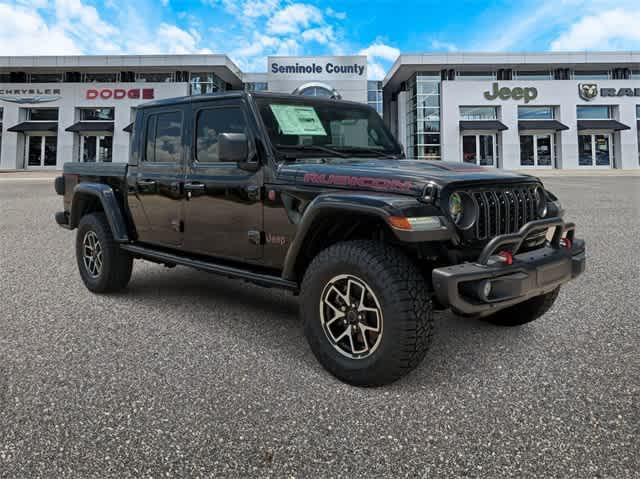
[196,107,247,163]
[144,111,182,163]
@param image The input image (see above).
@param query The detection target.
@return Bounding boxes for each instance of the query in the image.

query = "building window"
[28,73,64,83]
[244,82,268,92]
[631,71,640,80]
[190,72,226,95]
[573,70,611,80]
[367,81,383,116]
[518,106,555,119]
[455,71,497,81]
[463,134,497,166]
[460,106,498,120]
[80,107,115,121]
[514,71,553,80]
[406,73,441,160]
[577,105,612,119]
[80,136,113,163]
[28,108,58,121]
[83,72,119,83]
[136,72,175,83]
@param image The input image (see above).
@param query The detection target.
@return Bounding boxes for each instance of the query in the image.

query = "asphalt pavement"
[0,176,638,478]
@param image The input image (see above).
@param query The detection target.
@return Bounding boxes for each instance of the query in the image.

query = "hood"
[274,159,538,196]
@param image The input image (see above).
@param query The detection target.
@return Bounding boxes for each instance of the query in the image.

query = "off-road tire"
[300,240,433,386]
[76,213,133,293]
[483,287,561,326]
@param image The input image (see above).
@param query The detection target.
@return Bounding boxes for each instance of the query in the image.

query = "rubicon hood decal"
[303,173,414,192]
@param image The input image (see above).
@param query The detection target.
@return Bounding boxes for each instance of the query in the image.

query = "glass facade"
[518,106,555,119]
[190,72,226,95]
[577,105,612,119]
[28,108,58,121]
[80,107,115,121]
[83,72,119,83]
[514,70,552,80]
[367,81,383,116]
[28,73,64,83]
[460,106,498,120]
[136,72,174,83]
[574,70,611,80]
[244,82,269,92]
[406,73,441,160]
[455,71,496,81]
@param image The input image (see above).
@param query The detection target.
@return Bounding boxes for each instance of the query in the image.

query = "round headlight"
[448,192,477,230]
[535,187,548,218]
[449,192,463,224]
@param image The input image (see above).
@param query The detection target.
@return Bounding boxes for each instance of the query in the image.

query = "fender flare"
[281,193,442,281]
[69,183,129,242]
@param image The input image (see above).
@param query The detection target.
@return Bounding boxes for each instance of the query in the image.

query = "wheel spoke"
[358,323,370,351]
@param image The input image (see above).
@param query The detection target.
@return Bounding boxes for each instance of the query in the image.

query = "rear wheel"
[482,287,560,326]
[76,213,133,293]
[300,240,433,386]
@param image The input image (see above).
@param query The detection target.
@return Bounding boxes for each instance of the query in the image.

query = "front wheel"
[76,213,133,293]
[300,241,433,387]
[482,287,561,326]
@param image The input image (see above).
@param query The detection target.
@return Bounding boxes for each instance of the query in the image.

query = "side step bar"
[120,244,299,292]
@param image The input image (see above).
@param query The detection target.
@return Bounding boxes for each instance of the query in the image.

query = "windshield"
[255,97,402,159]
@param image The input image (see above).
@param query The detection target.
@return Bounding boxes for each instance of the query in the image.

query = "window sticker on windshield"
[269,104,327,136]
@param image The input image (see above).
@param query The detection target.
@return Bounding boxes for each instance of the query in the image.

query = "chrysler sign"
[86,88,155,100]
[0,88,62,104]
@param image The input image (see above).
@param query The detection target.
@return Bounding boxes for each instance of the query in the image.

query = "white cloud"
[359,41,400,79]
[359,42,400,62]
[244,0,279,18]
[161,0,169,6]
[325,7,346,20]
[430,39,458,52]
[267,3,323,34]
[0,3,82,55]
[301,26,334,44]
[550,8,640,50]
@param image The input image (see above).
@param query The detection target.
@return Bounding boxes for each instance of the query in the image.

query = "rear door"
[182,98,263,261]
[133,106,187,246]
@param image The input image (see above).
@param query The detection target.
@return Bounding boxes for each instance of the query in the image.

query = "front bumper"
[432,218,586,317]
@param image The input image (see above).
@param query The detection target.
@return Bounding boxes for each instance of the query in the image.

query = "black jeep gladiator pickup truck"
[55,92,585,386]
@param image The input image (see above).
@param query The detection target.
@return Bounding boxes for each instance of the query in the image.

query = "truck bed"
[63,162,128,178]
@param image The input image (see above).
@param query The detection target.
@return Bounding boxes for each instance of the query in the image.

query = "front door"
[578,133,612,167]
[26,135,57,168]
[183,100,262,261]
[462,133,497,167]
[134,108,186,247]
[520,133,555,168]
[81,135,113,162]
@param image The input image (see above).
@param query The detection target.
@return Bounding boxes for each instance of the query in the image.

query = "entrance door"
[26,135,57,168]
[81,135,113,162]
[462,134,497,166]
[520,133,554,168]
[579,133,612,167]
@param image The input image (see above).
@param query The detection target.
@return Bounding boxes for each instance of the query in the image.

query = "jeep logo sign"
[483,83,538,103]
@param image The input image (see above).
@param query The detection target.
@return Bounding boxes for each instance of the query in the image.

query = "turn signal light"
[560,238,572,249]
[388,216,442,231]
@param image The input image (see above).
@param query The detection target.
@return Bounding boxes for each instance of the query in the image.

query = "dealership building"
[1,51,639,170]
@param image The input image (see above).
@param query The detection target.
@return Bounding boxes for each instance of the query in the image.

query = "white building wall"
[0,82,189,169]
[440,80,640,169]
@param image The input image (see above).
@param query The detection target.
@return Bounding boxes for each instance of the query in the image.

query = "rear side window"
[196,107,247,163]
[144,111,182,163]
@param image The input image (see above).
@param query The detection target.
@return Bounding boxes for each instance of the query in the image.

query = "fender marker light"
[388,216,442,231]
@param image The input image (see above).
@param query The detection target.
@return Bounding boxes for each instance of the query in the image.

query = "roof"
[459,120,509,131]
[576,120,631,131]
[518,120,570,131]
[65,121,114,132]
[383,51,640,90]
[0,54,243,86]
[7,121,57,132]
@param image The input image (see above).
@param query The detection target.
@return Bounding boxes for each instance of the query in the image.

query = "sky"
[1,0,640,79]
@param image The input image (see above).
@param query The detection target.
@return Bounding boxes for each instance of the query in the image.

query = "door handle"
[246,184,261,201]
[137,179,156,186]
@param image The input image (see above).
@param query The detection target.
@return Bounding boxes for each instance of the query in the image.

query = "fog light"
[476,280,492,301]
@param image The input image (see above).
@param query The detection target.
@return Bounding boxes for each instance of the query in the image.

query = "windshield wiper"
[274,144,349,158]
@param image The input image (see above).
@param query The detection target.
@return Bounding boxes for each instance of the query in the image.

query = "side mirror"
[218,132,255,168]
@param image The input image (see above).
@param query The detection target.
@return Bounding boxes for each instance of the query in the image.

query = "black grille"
[466,185,540,241]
